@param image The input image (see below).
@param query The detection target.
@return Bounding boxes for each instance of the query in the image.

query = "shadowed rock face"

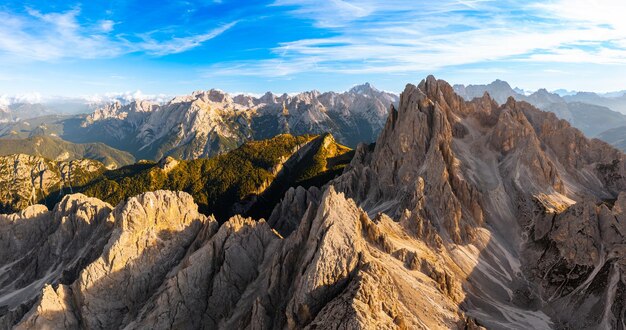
[0,194,113,328]
[1,76,624,329]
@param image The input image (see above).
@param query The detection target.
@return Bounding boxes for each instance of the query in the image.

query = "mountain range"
[0,103,53,123]
[0,76,624,329]
[0,84,397,161]
[0,93,173,122]
[3,81,625,160]
[453,80,626,150]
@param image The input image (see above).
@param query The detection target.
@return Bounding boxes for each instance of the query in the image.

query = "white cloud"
[0,92,43,106]
[99,20,116,33]
[0,8,236,61]
[271,0,375,27]
[0,90,173,108]
[83,90,171,104]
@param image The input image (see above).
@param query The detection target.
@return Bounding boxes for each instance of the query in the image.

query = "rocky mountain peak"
[259,91,278,104]
[191,89,233,105]
[349,82,378,95]
[526,88,565,107]
[128,99,158,112]
[491,78,512,88]
[453,78,520,104]
[332,75,625,328]
[232,94,255,107]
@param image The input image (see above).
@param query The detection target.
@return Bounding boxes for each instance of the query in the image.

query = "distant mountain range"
[453,80,626,151]
[598,125,626,152]
[564,92,626,114]
[0,94,170,122]
[1,80,624,163]
[0,84,397,160]
[0,103,53,123]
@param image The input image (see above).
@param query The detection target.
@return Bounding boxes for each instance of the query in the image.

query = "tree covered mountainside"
[18,133,352,221]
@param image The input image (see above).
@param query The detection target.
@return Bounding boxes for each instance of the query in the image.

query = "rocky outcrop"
[9,191,211,330]
[0,194,113,327]
[122,187,470,329]
[524,193,626,329]
[267,186,321,236]
[0,154,105,213]
[3,187,474,329]
[157,156,179,173]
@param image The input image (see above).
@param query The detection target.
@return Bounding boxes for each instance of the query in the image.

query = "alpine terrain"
[0,76,624,329]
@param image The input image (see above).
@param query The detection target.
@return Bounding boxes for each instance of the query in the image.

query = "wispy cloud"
[137,21,238,56]
[206,0,626,77]
[0,8,236,61]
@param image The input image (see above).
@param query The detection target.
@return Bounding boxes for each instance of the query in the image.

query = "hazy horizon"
[2,77,625,106]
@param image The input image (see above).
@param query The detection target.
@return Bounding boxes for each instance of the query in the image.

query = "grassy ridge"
[0,135,135,168]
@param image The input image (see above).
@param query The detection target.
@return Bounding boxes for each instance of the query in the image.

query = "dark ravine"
[0,76,624,329]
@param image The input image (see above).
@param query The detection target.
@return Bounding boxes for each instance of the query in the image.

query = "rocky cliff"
[1,76,624,329]
[0,154,105,213]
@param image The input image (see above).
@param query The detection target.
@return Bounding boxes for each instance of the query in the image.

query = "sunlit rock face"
[1,76,624,329]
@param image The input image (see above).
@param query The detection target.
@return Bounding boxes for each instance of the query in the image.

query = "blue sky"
[1,0,626,98]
